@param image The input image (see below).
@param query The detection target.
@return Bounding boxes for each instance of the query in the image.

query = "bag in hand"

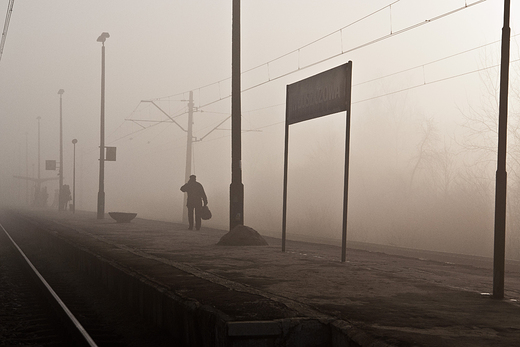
[200,205,212,220]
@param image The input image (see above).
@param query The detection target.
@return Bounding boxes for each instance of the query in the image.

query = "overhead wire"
[353,37,508,87]
[189,57,513,145]
[108,121,164,144]
[353,59,512,105]
[204,49,518,138]
[120,0,493,146]
[153,0,402,103]
[151,0,489,111]
[118,49,513,149]
[0,0,15,64]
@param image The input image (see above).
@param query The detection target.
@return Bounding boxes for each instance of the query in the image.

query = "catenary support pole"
[230,0,244,231]
[493,0,510,300]
[183,91,194,223]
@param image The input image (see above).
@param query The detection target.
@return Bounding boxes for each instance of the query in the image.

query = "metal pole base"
[229,182,244,231]
[97,192,105,219]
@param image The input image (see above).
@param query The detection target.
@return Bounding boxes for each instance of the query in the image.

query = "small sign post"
[283,61,352,262]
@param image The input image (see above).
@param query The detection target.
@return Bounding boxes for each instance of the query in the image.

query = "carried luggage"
[200,205,212,220]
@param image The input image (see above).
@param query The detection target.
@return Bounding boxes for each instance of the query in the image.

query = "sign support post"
[282,104,290,252]
[341,65,353,263]
[283,62,352,262]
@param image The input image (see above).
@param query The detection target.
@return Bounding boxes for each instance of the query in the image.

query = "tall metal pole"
[97,32,109,219]
[183,91,194,223]
[58,89,64,211]
[493,0,511,300]
[37,117,41,185]
[230,0,244,231]
[25,132,28,205]
[98,41,105,219]
[282,102,289,252]
[341,62,353,263]
[36,116,41,206]
[72,139,77,214]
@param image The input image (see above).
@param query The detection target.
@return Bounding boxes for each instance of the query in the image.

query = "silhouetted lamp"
[97,31,109,219]
[97,32,110,43]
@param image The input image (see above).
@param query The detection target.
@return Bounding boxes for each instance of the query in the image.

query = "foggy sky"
[1,0,519,259]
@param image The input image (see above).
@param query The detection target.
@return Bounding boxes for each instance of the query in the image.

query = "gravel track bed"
[1,214,174,346]
[0,230,71,346]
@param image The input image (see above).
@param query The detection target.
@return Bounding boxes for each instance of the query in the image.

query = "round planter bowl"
[108,212,137,223]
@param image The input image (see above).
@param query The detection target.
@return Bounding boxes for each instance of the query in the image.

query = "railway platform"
[8,208,520,346]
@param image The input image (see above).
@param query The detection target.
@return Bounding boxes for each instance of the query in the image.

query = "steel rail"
[0,222,98,347]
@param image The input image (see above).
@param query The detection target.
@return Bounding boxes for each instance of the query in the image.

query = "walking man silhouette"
[180,175,208,230]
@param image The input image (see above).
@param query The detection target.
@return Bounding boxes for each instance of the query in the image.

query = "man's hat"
[190,175,196,179]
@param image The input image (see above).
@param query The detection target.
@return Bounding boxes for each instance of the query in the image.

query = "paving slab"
[12,209,520,346]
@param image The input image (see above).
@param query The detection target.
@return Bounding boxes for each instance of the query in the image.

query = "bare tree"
[457,47,520,259]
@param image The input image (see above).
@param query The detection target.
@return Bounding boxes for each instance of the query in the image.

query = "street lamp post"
[36,116,41,205]
[37,116,41,187]
[58,89,64,211]
[72,139,77,214]
[97,32,109,219]
[25,132,28,205]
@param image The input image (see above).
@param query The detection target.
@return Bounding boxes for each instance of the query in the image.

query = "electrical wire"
[353,61,507,105]
[209,57,519,138]
[152,0,489,110]
[119,0,494,146]
[108,50,515,153]
[353,37,508,87]
[123,46,507,145]
[108,121,164,144]
[0,0,15,64]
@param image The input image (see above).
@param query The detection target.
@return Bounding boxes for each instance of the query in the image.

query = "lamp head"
[58,89,64,95]
[97,32,110,43]
[72,139,78,144]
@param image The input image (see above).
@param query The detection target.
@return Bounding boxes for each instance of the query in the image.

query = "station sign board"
[286,63,350,125]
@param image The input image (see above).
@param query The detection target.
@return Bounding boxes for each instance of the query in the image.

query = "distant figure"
[60,184,72,211]
[180,175,208,230]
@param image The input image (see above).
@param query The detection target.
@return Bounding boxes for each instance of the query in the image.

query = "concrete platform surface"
[10,209,520,346]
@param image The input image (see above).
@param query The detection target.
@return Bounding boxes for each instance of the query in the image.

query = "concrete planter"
[108,212,137,223]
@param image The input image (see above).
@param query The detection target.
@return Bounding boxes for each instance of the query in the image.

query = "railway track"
[0,219,154,346]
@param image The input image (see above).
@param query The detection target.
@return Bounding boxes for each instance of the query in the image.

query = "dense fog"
[2,1,520,259]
